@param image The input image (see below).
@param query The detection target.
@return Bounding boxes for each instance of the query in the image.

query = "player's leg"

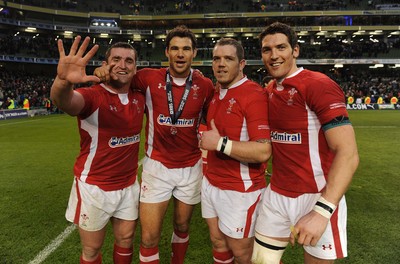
[139,201,170,263]
[111,218,137,264]
[201,178,233,264]
[170,159,202,264]
[205,217,233,264]
[225,236,254,264]
[79,227,107,263]
[65,178,110,264]
[252,233,288,264]
[252,184,294,264]
[111,180,140,263]
[170,198,195,264]
[139,157,175,263]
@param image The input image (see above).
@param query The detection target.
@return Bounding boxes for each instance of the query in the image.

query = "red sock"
[212,249,234,264]
[80,253,102,264]
[171,229,189,264]
[113,243,133,264]
[139,245,159,264]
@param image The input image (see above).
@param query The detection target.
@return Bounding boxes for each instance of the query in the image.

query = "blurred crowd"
[324,67,400,105]
[5,0,391,15]
[1,64,399,112]
[0,68,53,110]
[1,34,399,62]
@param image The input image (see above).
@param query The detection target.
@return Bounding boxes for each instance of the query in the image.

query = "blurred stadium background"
[0,0,400,263]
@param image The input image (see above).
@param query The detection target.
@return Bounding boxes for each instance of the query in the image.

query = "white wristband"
[223,139,233,156]
[313,196,337,219]
[217,137,224,151]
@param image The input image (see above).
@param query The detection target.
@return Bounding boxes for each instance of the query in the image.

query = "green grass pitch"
[0,110,399,263]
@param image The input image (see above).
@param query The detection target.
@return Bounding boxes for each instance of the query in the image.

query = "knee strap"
[252,233,288,264]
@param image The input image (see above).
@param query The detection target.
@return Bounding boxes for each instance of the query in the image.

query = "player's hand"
[56,35,100,84]
[199,119,221,151]
[290,210,329,246]
[94,64,116,84]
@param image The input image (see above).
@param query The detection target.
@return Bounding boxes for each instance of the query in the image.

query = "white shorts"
[65,177,140,231]
[201,177,264,239]
[139,157,202,204]
[255,185,348,260]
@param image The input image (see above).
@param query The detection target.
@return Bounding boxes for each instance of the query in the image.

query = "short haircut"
[165,25,197,49]
[258,22,298,50]
[105,42,137,62]
[214,37,245,61]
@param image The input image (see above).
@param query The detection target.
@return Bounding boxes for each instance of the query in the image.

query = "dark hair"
[258,22,298,50]
[105,42,137,62]
[165,25,197,49]
[214,37,245,61]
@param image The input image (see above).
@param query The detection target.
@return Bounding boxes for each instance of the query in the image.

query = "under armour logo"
[236,227,243,232]
[322,244,333,250]
[109,105,117,111]
[158,83,166,90]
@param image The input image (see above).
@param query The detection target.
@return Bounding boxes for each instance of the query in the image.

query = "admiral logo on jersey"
[109,134,140,148]
[157,114,195,127]
[271,131,302,144]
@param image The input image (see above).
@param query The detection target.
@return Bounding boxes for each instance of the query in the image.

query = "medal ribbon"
[166,69,193,125]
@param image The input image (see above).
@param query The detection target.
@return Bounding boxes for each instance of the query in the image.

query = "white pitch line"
[28,224,76,264]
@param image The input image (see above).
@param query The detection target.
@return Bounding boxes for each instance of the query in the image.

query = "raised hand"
[56,35,100,84]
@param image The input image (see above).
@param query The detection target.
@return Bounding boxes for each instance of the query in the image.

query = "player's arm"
[200,119,271,163]
[291,122,359,246]
[226,137,271,163]
[50,36,100,116]
[321,123,359,205]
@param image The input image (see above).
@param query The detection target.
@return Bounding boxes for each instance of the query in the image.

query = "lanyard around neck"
[165,69,193,125]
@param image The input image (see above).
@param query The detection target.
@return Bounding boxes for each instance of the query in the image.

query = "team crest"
[141,185,148,198]
[287,87,297,105]
[132,98,142,113]
[191,84,200,99]
[80,213,89,227]
[227,98,236,113]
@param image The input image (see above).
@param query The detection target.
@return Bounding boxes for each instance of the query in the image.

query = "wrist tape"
[217,136,232,156]
[313,196,337,219]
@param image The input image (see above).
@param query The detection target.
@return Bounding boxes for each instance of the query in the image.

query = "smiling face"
[260,33,299,81]
[165,36,197,78]
[212,43,245,89]
[106,47,137,92]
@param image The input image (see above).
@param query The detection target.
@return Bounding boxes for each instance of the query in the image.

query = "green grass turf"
[0,110,399,263]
